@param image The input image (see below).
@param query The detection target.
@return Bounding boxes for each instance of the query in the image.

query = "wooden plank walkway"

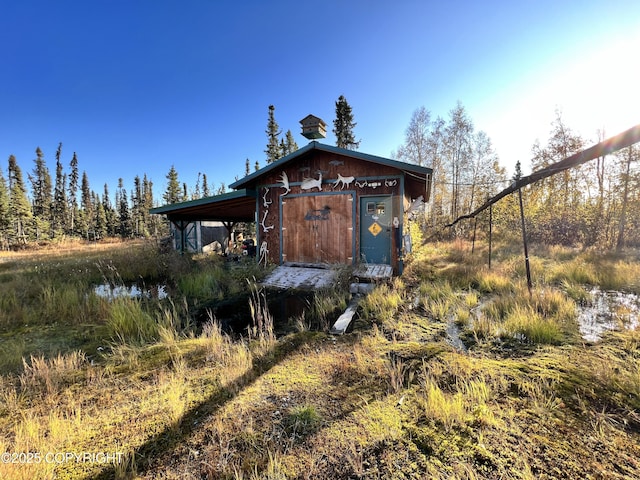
[330,297,360,335]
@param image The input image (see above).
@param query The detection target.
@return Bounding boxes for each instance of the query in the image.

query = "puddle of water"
[446,319,467,352]
[577,287,640,342]
[94,283,169,300]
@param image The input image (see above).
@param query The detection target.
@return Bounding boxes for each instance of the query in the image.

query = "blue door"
[360,196,392,264]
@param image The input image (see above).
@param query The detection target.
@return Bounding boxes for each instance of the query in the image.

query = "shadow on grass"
[89,332,316,480]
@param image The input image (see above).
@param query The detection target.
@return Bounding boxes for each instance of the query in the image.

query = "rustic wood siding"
[257,149,408,271]
[282,193,353,264]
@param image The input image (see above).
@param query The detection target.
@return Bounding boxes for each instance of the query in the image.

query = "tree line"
[509,114,639,249]
[0,96,361,249]
[394,103,639,249]
[5,95,632,250]
[0,144,164,248]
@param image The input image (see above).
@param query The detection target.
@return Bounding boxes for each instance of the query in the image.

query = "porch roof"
[149,189,256,222]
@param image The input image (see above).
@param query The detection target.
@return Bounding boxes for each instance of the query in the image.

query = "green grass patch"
[359,280,405,327]
[502,305,564,344]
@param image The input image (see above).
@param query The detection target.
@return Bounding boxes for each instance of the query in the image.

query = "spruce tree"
[265,104,282,163]
[8,155,32,244]
[333,95,360,150]
[95,200,107,239]
[52,143,68,237]
[132,175,143,235]
[202,173,210,197]
[283,130,299,155]
[103,183,118,236]
[513,161,522,182]
[117,178,132,238]
[68,152,79,235]
[80,171,94,238]
[143,175,157,235]
[0,167,10,248]
[163,166,182,204]
[29,147,53,240]
[132,175,152,236]
[190,173,199,200]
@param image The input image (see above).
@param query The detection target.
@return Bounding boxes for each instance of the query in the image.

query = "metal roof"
[229,141,432,190]
[149,189,256,222]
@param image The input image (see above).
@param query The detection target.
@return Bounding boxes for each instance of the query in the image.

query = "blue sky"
[2,1,639,203]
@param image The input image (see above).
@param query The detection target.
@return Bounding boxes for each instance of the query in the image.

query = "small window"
[367,202,375,214]
[376,202,386,215]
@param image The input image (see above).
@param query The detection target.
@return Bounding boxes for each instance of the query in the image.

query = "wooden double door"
[281,193,354,265]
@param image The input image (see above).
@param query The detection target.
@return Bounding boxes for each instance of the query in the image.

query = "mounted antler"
[278,171,290,196]
[301,171,323,191]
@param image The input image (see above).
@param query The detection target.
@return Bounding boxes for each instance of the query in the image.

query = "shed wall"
[256,149,408,272]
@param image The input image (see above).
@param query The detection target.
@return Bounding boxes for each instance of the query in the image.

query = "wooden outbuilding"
[151,141,432,274]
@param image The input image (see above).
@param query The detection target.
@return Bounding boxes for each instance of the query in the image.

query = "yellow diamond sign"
[368,222,382,236]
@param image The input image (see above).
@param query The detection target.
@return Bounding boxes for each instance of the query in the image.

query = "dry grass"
[1,239,640,479]
[19,351,87,397]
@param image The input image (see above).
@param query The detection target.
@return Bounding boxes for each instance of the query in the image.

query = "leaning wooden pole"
[518,188,532,295]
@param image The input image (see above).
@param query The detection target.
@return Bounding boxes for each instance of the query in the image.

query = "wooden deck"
[262,262,394,334]
[263,263,393,290]
[353,263,393,282]
[261,265,337,290]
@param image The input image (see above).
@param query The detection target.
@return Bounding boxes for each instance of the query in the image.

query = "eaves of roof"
[229,141,432,190]
[149,188,257,222]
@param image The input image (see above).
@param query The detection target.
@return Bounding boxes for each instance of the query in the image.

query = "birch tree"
[395,106,431,166]
[443,102,474,222]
